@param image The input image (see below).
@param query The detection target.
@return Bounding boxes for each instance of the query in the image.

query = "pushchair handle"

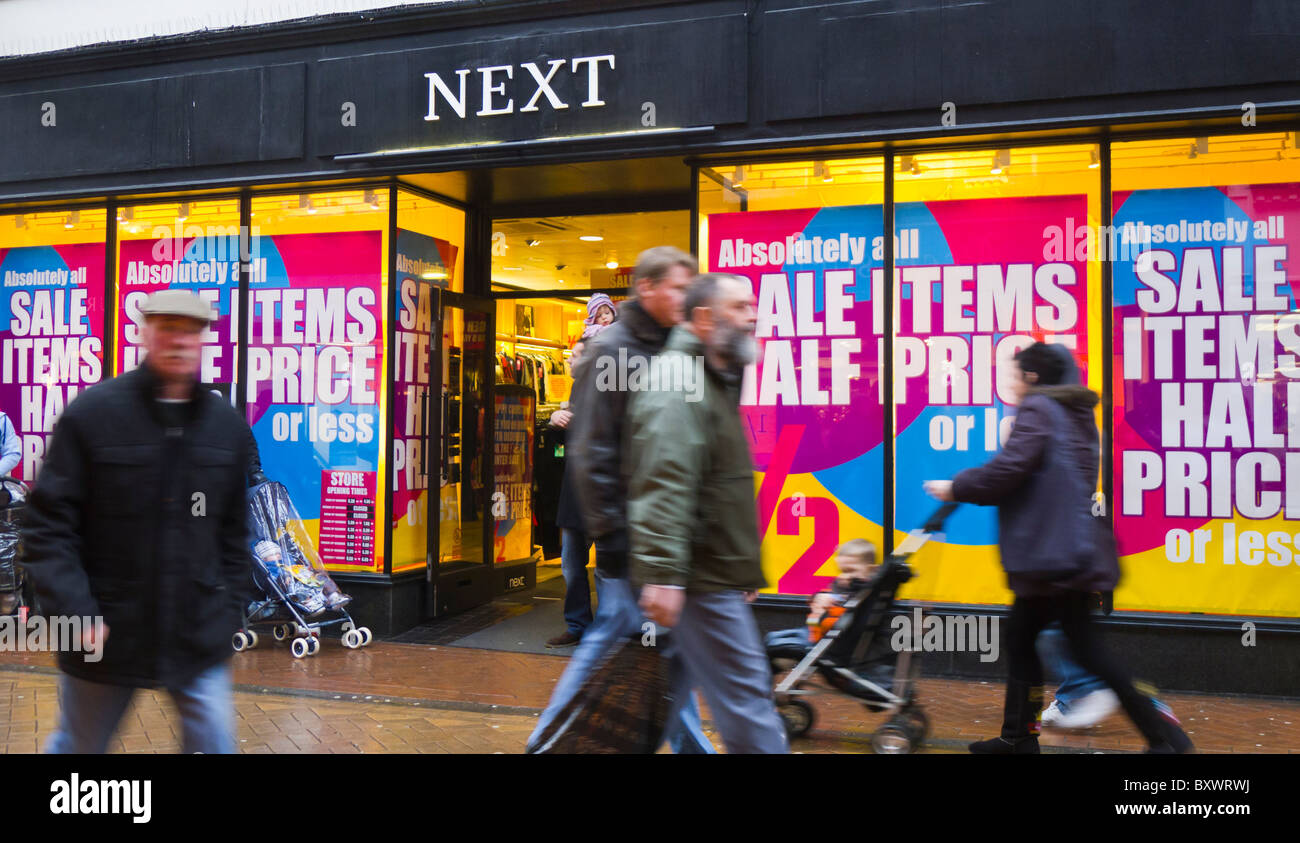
[921,502,959,534]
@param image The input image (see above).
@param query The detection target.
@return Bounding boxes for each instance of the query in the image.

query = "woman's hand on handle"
[924,480,955,502]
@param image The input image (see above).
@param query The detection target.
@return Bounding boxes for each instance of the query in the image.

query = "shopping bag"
[528,634,674,754]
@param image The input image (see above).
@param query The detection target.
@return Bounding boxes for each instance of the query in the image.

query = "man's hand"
[924,480,955,502]
[744,590,758,603]
[809,592,836,614]
[550,409,573,429]
[640,585,685,627]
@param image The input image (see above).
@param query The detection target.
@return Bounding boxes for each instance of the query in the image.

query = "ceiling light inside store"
[732,166,746,188]
[815,161,833,183]
[990,150,1010,175]
[421,270,448,280]
[606,260,619,269]
[177,203,190,222]
[64,210,80,229]
[118,207,134,223]
[503,266,523,271]
[900,155,922,175]
[526,239,540,246]
[364,189,380,209]
[1089,150,1100,169]
[579,235,603,242]
[15,215,25,229]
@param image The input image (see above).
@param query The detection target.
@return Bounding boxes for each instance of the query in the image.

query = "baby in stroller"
[765,538,897,692]
[766,539,877,645]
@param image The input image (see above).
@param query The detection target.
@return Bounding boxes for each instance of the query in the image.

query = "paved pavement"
[2,640,1298,753]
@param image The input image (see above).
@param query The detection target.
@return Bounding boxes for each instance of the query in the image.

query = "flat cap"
[141,289,213,323]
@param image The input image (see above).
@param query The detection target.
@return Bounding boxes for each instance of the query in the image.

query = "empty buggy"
[232,480,373,658]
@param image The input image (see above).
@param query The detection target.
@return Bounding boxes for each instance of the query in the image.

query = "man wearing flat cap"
[26,289,250,753]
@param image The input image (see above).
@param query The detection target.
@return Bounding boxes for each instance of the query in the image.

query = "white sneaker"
[1045,689,1120,729]
[1040,699,1066,728]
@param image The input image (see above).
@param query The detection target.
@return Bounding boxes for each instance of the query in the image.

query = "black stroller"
[768,503,957,754]
[232,480,372,659]
[0,477,34,621]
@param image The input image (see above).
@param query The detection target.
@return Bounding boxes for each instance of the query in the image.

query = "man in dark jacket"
[925,342,1192,754]
[527,246,713,753]
[25,289,250,754]
[631,272,789,753]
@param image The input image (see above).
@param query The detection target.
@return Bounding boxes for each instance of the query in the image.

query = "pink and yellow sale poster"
[1112,182,1300,617]
[115,231,240,385]
[710,195,1092,604]
[391,229,460,570]
[0,243,105,480]
[243,231,385,572]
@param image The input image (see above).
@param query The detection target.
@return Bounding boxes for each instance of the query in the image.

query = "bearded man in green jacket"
[628,272,789,754]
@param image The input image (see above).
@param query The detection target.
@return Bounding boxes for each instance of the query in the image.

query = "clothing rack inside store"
[495,333,565,350]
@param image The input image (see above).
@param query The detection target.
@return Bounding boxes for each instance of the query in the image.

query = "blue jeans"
[765,627,812,652]
[662,591,789,754]
[560,528,594,636]
[45,662,236,754]
[1037,623,1107,706]
[528,571,714,754]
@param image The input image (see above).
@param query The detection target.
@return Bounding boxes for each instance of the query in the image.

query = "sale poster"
[493,389,534,563]
[710,196,1091,603]
[116,230,244,388]
[392,229,459,571]
[244,231,385,572]
[0,243,106,480]
[1112,182,1300,617]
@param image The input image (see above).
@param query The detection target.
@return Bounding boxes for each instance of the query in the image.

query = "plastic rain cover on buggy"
[246,481,351,617]
[0,478,28,613]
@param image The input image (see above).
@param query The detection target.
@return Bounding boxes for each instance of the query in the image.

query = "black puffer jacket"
[567,300,671,572]
[24,364,250,688]
[951,385,1117,597]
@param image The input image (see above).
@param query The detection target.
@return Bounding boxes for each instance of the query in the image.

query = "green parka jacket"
[625,325,766,592]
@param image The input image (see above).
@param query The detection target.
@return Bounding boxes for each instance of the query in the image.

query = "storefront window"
[891,144,1102,607]
[1112,132,1300,618]
[0,207,107,480]
[392,190,474,572]
[114,199,241,394]
[491,210,688,291]
[699,157,887,595]
[246,189,389,574]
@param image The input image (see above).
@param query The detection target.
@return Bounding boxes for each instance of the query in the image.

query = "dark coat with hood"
[951,382,1117,597]
[23,364,250,688]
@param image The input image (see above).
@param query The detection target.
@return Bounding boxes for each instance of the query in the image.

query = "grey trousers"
[660,589,790,754]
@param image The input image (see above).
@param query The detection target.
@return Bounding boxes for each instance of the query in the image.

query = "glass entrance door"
[426,291,493,577]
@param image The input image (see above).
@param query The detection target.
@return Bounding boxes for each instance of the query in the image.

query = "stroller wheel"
[343,629,362,649]
[272,624,291,642]
[358,627,373,646]
[308,636,321,655]
[231,631,250,652]
[291,638,310,658]
[872,717,915,755]
[245,630,260,650]
[777,700,815,739]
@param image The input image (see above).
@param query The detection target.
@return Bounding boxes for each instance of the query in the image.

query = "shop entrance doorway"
[420,288,495,617]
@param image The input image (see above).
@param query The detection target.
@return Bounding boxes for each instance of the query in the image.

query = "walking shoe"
[1042,689,1119,729]
[1146,704,1195,753]
[546,630,582,647]
[969,736,1040,754]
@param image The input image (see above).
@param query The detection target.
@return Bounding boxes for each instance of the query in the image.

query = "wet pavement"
[2,638,1298,753]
